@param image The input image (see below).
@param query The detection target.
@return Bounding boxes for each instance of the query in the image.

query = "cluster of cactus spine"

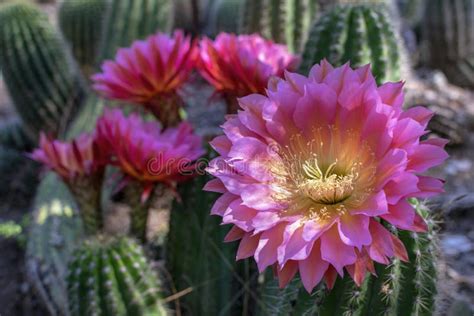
[299,3,402,84]
[58,0,109,79]
[67,237,166,316]
[0,2,85,139]
[239,0,319,52]
[255,200,438,316]
[422,0,474,88]
[98,0,172,61]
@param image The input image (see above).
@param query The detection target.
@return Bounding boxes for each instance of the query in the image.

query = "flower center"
[298,158,358,205]
[269,126,376,222]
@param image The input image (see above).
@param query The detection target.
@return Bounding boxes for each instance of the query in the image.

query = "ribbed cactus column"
[256,200,438,316]
[299,3,402,84]
[239,0,319,52]
[166,174,244,315]
[58,0,108,79]
[0,2,85,138]
[422,0,474,88]
[98,0,172,61]
[207,0,242,35]
[67,236,167,316]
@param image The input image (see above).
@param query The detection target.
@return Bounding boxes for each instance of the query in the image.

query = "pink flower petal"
[338,215,372,250]
[321,225,356,275]
[298,241,329,292]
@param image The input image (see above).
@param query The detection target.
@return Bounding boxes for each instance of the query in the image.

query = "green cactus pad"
[67,236,167,316]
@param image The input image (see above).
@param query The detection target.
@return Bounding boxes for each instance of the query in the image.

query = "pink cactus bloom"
[205,61,448,293]
[92,30,197,127]
[96,109,204,196]
[30,132,105,180]
[199,33,299,112]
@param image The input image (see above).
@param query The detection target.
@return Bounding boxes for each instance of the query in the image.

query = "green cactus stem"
[67,236,167,316]
[98,0,171,62]
[0,117,35,151]
[0,2,86,138]
[58,0,108,79]
[240,0,319,53]
[300,3,402,84]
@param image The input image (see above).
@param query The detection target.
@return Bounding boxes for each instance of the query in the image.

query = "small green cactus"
[300,3,402,84]
[98,0,172,61]
[0,117,35,151]
[67,236,167,316]
[256,200,438,316]
[239,0,319,52]
[0,2,86,138]
[58,0,109,79]
[422,0,474,88]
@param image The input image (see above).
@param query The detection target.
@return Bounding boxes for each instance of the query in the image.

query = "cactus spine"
[0,2,85,138]
[240,0,319,52]
[422,0,474,88]
[98,0,172,61]
[67,236,166,316]
[300,3,402,84]
[58,0,108,79]
[256,200,438,316]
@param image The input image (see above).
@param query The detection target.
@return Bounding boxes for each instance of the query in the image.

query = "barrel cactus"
[98,0,172,61]
[0,2,85,138]
[422,0,474,88]
[66,236,167,316]
[300,3,402,83]
[58,0,109,78]
[239,0,319,52]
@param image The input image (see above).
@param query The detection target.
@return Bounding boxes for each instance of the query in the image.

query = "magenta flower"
[96,109,204,197]
[205,61,448,292]
[199,33,299,113]
[30,133,107,232]
[92,30,197,127]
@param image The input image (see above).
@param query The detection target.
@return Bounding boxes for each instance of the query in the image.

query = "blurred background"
[0,0,472,315]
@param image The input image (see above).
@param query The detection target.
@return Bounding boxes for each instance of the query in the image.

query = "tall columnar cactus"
[299,3,402,84]
[0,2,85,138]
[207,0,242,35]
[98,0,172,61]
[166,174,248,315]
[67,236,167,316]
[239,0,319,52]
[257,200,438,316]
[0,117,35,151]
[422,0,474,88]
[58,0,108,79]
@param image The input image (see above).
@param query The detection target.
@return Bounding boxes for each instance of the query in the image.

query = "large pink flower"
[199,33,299,113]
[205,61,448,292]
[92,30,197,127]
[96,109,204,197]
